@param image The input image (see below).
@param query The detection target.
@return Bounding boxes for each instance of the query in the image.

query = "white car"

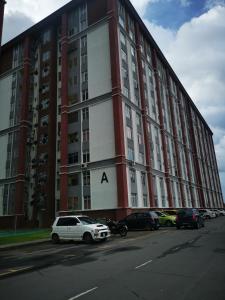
[218,209,225,216]
[51,215,110,243]
[199,209,216,219]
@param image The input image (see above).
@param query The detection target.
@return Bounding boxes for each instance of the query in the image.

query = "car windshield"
[78,217,97,225]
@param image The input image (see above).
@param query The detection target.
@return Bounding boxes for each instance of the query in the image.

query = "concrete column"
[60,13,69,212]
[176,92,196,207]
[166,73,186,208]
[135,24,155,207]
[152,49,173,208]
[107,0,129,219]
[15,36,30,215]
[186,103,205,208]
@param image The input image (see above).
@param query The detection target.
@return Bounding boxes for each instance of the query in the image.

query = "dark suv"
[119,211,160,230]
[176,208,205,229]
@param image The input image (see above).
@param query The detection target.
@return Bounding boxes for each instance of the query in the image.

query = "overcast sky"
[2,0,225,201]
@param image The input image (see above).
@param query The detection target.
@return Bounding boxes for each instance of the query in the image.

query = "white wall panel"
[87,23,111,99]
[0,135,8,180]
[91,167,117,209]
[90,100,115,162]
[136,170,143,207]
[0,75,12,131]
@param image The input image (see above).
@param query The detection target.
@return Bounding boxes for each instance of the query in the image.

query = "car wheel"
[119,227,128,237]
[83,232,93,243]
[145,223,153,231]
[195,222,200,229]
[52,233,60,244]
[165,220,172,227]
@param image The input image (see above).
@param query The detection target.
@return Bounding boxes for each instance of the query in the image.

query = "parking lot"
[1,216,225,300]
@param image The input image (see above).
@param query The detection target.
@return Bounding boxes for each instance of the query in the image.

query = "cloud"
[205,0,225,9]
[4,0,70,23]
[144,6,225,198]
[130,0,154,17]
[2,11,34,44]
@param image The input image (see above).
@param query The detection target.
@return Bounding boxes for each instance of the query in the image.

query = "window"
[68,132,79,143]
[82,89,88,101]
[40,134,48,145]
[141,172,146,185]
[126,126,133,140]
[121,49,127,61]
[128,147,134,161]
[79,3,87,31]
[131,193,137,207]
[130,169,136,183]
[123,86,129,98]
[68,174,79,186]
[42,84,49,94]
[136,113,141,127]
[120,31,126,46]
[82,71,88,83]
[40,115,48,127]
[42,67,49,78]
[43,30,50,44]
[81,54,87,66]
[125,105,131,119]
[83,129,89,142]
[83,151,90,163]
[68,152,79,164]
[82,107,89,120]
[68,111,79,123]
[138,133,143,145]
[83,171,90,186]
[41,99,49,110]
[81,36,87,50]
[68,197,79,210]
[84,195,91,209]
[42,51,50,62]
[131,46,135,58]
[143,194,148,207]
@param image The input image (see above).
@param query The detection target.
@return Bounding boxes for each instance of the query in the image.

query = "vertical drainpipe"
[60,13,69,213]
[15,36,30,216]
[152,48,173,208]
[166,73,185,208]
[107,0,129,219]
[186,102,205,208]
[176,90,196,208]
[135,24,155,208]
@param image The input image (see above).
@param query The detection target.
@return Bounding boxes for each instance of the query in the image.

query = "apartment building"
[0,0,223,228]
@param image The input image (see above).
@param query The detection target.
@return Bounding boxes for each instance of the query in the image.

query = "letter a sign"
[101,172,109,184]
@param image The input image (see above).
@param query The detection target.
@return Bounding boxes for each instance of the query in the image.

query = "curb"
[0,239,50,251]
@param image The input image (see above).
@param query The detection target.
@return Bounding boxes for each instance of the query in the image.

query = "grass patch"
[0,229,51,245]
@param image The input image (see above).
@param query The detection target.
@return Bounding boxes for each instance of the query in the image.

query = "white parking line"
[68,287,98,300]
[135,260,152,269]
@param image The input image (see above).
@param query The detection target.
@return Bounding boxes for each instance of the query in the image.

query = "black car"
[176,208,205,229]
[119,211,160,231]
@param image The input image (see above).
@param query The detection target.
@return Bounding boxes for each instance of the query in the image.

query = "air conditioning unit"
[81,163,88,169]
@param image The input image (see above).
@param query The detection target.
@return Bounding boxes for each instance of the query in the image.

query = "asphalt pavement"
[0,217,225,300]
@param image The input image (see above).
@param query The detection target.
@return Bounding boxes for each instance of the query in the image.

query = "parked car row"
[51,208,225,243]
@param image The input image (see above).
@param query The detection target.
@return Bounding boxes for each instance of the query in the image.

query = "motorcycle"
[106,219,128,237]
